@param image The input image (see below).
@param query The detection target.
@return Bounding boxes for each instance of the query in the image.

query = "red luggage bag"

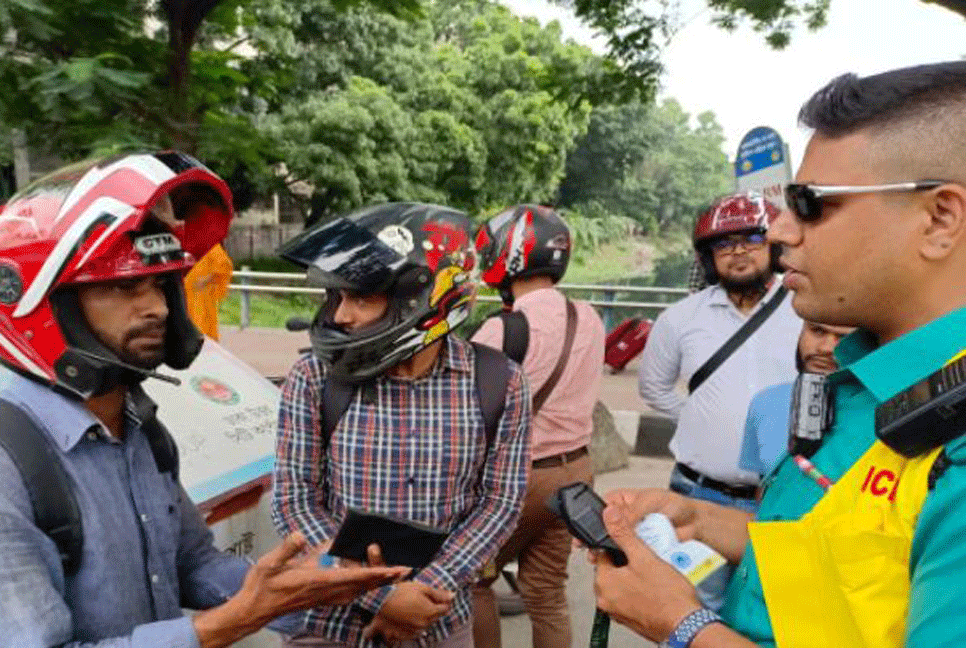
[604,317,652,372]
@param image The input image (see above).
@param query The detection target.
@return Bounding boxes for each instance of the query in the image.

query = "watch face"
[0,263,23,305]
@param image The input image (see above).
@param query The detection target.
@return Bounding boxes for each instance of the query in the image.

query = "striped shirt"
[272,336,531,647]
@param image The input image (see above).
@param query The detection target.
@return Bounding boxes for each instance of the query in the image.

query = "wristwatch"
[659,608,724,648]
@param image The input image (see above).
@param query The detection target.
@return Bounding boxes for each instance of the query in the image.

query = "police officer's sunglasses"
[784,180,946,223]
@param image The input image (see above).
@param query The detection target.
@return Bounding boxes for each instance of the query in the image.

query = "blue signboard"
[734,127,785,178]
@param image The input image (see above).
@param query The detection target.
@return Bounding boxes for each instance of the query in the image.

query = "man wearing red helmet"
[471,204,605,648]
[638,193,801,516]
[0,153,406,648]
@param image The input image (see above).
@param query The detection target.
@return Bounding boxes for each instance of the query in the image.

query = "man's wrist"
[193,594,263,648]
[659,608,724,648]
[691,499,711,545]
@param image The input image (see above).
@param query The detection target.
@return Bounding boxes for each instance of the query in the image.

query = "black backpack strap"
[0,399,83,576]
[472,342,511,455]
[321,377,358,451]
[688,286,789,394]
[498,311,530,364]
[128,386,179,478]
[142,417,179,478]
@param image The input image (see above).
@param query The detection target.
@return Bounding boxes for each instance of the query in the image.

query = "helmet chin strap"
[70,347,181,387]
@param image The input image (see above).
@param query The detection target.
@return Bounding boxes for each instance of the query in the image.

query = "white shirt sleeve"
[638,309,686,420]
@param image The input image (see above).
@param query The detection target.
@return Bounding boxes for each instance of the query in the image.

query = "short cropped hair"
[799,62,966,180]
[800,61,966,136]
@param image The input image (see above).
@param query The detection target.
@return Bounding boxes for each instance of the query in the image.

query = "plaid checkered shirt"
[272,336,532,647]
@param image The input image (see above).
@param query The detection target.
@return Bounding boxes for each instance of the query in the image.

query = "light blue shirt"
[0,368,271,647]
[737,382,794,477]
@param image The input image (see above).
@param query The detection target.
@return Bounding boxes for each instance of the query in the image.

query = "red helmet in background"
[475,204,571,305]
[0,151,233,398]
[692,192,780,285]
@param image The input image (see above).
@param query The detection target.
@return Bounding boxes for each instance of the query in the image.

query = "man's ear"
[921,183,966,261]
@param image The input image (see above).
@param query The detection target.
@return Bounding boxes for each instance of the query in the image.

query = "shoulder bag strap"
[688,286,789,394]
[532,298,578,415]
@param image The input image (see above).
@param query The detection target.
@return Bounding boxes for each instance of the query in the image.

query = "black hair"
[799,61,966,137]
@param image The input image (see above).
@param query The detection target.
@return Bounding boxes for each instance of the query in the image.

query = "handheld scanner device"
[876,352,966,458]
[788,373,835,458]
[547,483,628,567]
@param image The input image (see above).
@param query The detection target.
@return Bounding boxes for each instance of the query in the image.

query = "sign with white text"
[734,126,793,210]
[143,338,280,507]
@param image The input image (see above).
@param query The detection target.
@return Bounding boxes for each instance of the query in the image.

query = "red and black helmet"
[0,151,233,398]
[475,204,570,305]
[692,192,781,285]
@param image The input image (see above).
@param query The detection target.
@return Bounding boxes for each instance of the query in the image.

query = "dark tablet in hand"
[328,508,448,569]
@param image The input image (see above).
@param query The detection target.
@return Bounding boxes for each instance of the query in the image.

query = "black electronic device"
[876,354,966,458]
[547,483,627,567]
[788,372,834,458]
[328,508,448,569]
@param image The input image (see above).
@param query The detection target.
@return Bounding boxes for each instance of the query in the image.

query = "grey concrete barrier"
[634,413,675,458]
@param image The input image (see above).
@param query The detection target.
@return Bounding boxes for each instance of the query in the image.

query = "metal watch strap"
[659,608,723,648]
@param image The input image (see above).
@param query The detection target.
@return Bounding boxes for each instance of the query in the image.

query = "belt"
[675,463,757,500]
[532,446,589,469]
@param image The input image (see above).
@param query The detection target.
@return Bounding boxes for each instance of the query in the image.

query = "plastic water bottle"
[634,513,728,609]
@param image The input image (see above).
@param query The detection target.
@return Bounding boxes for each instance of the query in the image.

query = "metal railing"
[228,269,688,329]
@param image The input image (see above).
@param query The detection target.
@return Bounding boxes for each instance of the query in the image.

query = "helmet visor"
[279,217,405,293]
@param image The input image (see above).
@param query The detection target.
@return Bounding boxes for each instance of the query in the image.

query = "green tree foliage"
[1,0,735,239]
[559,99,732,234]
[249,0,599,218]
[0,0,276,201]
[0,0,419,193]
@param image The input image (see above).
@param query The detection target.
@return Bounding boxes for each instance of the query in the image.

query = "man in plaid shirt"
[272,203,532,648]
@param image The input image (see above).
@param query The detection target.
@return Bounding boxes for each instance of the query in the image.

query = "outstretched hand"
[193,533,409,648]
[239,533,409,621]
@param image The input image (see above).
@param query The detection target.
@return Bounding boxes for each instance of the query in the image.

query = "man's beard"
[118,323,166,370]
[719,268,771,297]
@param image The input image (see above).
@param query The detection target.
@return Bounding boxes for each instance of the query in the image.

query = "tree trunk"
[162,0,225,153]
[11,129,30,189]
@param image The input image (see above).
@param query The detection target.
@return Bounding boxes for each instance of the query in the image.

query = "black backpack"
[0,399,178,576]
[320,342,511,456]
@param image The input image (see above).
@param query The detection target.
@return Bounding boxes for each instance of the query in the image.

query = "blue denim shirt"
[0,367,257,647]
[737,382,794,477]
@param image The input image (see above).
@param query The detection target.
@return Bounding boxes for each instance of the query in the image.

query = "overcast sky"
[500,0,966,170]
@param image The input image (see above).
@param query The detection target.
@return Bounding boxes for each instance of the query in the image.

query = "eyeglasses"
[709,232,767,255]
[784,180,945,223]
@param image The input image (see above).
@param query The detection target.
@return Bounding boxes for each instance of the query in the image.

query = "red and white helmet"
[692,192,780,285]
[0,151,233,398]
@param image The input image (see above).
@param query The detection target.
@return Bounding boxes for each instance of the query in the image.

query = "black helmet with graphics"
[278,202,476,383]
